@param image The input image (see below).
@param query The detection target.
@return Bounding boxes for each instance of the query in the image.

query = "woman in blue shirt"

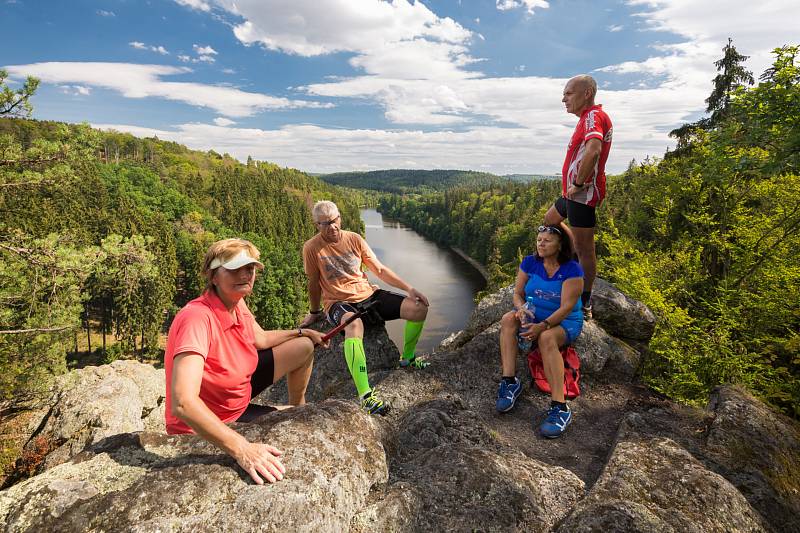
[495,224,584,438]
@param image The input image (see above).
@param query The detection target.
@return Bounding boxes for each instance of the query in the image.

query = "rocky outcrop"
[2,360,164,486]
[591,278,657,341]
[557,436,768,532]
[2,285,798,533]
[0,401,387,533]
[704,386,800,532]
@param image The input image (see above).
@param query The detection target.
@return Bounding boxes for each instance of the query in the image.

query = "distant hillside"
[503,173,560,183]
[319,169,508,193]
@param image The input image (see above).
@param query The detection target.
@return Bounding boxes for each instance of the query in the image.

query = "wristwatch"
[542,319,552,329]
[572,180,587,188]
[297,328,304,337]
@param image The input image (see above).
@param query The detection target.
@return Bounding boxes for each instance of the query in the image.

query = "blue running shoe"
[495,378,522,413]
[539,404,572,438]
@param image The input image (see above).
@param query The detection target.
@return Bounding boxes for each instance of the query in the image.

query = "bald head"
[570,75,597,98]
[562,75,597,116]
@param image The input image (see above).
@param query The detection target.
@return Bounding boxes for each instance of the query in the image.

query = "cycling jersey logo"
[604,126,613,142]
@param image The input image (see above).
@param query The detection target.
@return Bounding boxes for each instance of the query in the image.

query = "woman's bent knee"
[501,311,518,329]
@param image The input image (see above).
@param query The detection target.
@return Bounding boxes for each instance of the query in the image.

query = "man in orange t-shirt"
[299,200,430,415]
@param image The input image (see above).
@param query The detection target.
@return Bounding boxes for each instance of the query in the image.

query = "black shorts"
[237,348,278,423]
[327,289,405,327]
[554,197,596,228]
[250,348,275,399]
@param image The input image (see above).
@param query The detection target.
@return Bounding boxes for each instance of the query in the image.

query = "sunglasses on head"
[537,225,562,235]
[316,215,341,227]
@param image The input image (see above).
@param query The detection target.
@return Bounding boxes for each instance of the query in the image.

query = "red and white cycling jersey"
[561,104,613,207]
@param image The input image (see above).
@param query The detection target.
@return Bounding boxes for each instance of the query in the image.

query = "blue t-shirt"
[520,255,584,327]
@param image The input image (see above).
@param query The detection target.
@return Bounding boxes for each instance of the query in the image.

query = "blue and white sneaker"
[539,404,572,438]
[495,378,523,413]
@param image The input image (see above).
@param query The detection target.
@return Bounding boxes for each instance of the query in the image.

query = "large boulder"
[704,386,800,532]
[369,396,585,532]
[3,361,165,484]
[0,401,387,533]
[591,278,657,341]
[557,436,768,533]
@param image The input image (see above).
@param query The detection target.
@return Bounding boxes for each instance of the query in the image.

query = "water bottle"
[517,296,535,352]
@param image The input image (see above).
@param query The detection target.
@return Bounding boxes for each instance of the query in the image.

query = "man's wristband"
[572,180,587,188]
[297,328,304,337]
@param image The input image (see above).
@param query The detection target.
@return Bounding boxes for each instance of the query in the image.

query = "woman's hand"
[302,328,330,348]
[515,306,534,324]
[233,440,286,485]
[519,321,546,342]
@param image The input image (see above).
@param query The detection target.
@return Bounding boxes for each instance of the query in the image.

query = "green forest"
[379,45,800,417]
[0,109,363,401]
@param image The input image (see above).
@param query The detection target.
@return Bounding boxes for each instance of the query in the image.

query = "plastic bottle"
[517,296,536,352]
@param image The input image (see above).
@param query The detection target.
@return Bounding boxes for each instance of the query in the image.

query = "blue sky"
[3,0,798,174]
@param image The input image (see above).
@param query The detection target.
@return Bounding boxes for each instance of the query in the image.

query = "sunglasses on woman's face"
[537,225,562,236]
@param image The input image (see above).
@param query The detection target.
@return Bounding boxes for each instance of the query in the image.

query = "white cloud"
[5,62,333,117]
[221,0,472,57]
[129,41,170,55]
[192,44,217,63]
[496,0,549,15]
[58,85,91,96]
[174,0,211,12]
[213,117,236,126]
[97,9,115,17]
[222,68,236,74]
[607,24,624,32]
[193,44,217,56]
[177,54,191,62]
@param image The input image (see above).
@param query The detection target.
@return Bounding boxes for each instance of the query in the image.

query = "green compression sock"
[402,320,425,360]
[343,337,371,397]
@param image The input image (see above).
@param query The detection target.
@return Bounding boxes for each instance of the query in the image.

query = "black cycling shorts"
[327,289,405,327]
[237,348,279,423]
[250,348,275,399]
[554,197,596,228]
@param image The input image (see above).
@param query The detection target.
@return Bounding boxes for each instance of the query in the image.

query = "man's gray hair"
[312,200,339,222]
[572,74,597,98]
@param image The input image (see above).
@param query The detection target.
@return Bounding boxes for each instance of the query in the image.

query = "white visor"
[209,249,264,270]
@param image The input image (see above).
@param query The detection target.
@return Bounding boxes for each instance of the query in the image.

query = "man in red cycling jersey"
[544,74,613,319]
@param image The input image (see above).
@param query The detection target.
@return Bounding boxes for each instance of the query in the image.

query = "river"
[361,208,487,354]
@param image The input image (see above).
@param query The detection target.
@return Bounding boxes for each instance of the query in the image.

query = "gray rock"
[592,278,657,341]
[705,386,800,532]
[557,436,768,533]
[8,361,165,479]
[349,482,421,533]
[396,443,584,532]
[574,320,641,378]
[0,401,387,533]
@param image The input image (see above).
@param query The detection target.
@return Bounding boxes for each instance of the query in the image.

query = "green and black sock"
[343,337,371,397]
[402,320,425,361]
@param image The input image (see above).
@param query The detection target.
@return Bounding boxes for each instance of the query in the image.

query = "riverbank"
[449,246,490,282]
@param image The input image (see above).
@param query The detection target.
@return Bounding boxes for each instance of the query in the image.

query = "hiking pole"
[320,299,379,343]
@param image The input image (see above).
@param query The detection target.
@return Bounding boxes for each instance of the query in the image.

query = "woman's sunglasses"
[537,225,562,235]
